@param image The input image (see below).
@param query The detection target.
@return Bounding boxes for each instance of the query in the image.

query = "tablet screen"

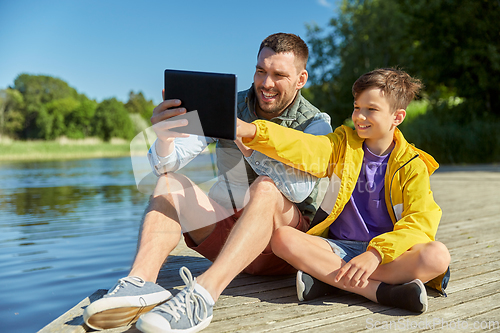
[164,69,237,140]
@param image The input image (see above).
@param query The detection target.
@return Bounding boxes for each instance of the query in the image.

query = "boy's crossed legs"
[271,226,451,312]
[84,173,308,331]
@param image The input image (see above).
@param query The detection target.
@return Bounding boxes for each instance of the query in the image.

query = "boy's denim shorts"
[319,238,370,262]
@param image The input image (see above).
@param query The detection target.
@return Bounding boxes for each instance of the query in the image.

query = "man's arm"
[148,135,213,176]
[147,95,214,176]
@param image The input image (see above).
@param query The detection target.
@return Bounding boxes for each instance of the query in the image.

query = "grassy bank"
[0,137,132,162]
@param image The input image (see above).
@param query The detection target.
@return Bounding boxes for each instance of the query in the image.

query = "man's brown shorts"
[183,208,310,275]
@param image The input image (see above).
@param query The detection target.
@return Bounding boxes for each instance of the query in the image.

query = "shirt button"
[255,161,260,165]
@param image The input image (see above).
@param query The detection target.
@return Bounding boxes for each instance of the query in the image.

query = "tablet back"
[164,69,237,140]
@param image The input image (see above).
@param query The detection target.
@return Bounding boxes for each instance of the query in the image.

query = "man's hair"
[258,33,309,70]
[352,68,423,110]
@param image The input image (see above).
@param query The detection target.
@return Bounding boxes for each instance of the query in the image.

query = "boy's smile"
[352,88,405,155]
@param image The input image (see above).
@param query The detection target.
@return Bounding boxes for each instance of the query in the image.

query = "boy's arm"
[238,119,336,178]
[367,165,442,265]
[236,115,333,203]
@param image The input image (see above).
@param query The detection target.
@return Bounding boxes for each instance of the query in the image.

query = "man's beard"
[255,88,291,115]
[257,101,283,115]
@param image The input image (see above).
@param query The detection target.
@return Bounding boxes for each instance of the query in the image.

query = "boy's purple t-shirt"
[328,143,394,241]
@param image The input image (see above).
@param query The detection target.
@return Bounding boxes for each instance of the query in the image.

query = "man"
[84,33,332,333]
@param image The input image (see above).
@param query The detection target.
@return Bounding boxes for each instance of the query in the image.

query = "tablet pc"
[164,69,237,140]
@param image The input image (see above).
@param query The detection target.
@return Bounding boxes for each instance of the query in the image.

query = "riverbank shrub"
[400,101,500,164]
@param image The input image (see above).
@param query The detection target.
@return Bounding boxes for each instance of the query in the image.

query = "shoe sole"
[296,271,306,302]
[412,279,428,313]
[84,291,172,330]
[86,303,163,330]
[136,313,213,333]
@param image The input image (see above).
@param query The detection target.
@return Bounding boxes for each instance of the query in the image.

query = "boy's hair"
[258,33,309,71]
[352,68,423,111]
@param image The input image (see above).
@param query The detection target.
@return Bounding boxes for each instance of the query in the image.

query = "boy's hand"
[234,137,253,157]
[335,248,382,288]
[236,119,257,138]
[234,119,256,157]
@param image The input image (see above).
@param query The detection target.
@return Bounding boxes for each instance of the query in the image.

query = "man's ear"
[296,69,308,90]
[394,109,406,126]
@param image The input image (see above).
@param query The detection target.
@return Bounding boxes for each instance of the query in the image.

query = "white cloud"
[317,0,332,8]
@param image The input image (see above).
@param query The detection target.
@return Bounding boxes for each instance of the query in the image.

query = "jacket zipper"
[389,154,419,222]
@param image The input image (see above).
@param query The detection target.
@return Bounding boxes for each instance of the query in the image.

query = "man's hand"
[335,248,382,289]
[151,90,190,156]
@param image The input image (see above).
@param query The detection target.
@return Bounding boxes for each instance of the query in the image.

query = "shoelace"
[107,276,145,296]
[157,267,208,326]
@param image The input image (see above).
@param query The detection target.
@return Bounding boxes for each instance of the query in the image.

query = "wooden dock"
[40,166,500,332]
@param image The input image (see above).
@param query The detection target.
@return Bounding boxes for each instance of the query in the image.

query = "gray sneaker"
[136,267,213,333]
[83,276,172,330]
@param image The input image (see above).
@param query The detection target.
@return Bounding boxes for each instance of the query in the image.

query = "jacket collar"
[342,126,439,175]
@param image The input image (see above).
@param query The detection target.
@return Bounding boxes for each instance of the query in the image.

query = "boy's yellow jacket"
[243,120,449,293]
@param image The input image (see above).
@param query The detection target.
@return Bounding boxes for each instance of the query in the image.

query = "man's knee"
[270,226,295,259]
[419,241,451,274]
[148,174,187,219]
[150,172,196,211]
[153,173,192,197]
[249,176,281,198]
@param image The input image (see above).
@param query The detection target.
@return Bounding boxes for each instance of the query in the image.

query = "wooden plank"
[465,307,500,332]
[246,278,500,333]
[413,294,500,332]
[39,169,500,332]
[258,280,500,333]
[38,289,107,333]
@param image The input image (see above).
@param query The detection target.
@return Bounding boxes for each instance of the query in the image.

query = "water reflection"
[1,186,97,216]
[0,158,149,331]
[0,153,218,332]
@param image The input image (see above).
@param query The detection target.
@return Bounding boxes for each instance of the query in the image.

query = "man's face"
[253,47,307,119]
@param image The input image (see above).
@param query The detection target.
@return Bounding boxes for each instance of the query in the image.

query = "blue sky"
[0,0,337,105]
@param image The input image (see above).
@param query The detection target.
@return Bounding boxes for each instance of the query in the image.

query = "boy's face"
[352,88,405,152]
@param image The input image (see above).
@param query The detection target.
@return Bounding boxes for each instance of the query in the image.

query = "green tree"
[398,0,500,119]
[305,0,414,125]
[0,88,25,138]
[304,0,500,162]
[38,97,80,139]
[305,0,500,124]
[124,91,155,121]
[65,96,97,139]
[13,74,80,138]
[93,98,135,141]
[13,73,78,105]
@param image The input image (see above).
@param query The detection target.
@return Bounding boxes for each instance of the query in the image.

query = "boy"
[236,68,450,313]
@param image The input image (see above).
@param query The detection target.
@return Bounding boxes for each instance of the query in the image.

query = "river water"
[0,154,215,332]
